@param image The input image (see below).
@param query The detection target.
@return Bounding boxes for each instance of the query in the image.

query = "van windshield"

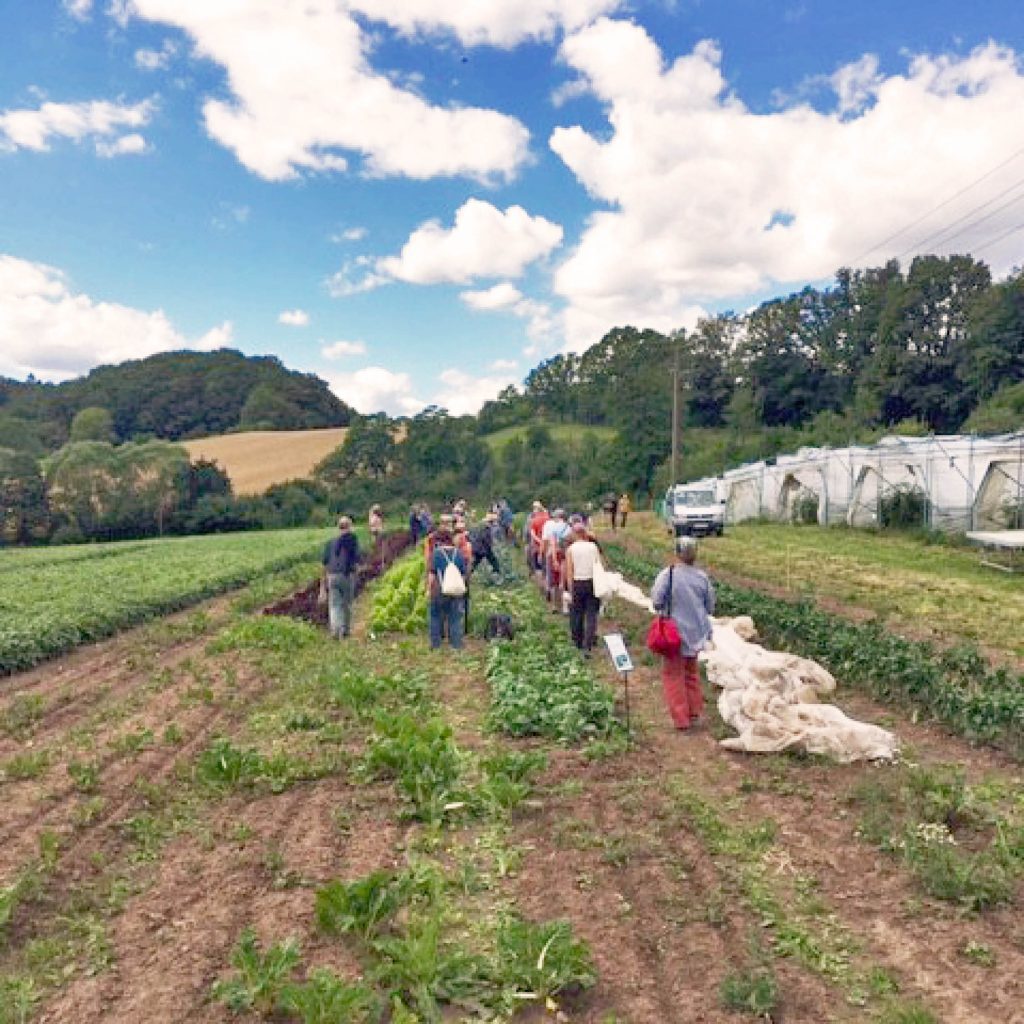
[673,490,716,507]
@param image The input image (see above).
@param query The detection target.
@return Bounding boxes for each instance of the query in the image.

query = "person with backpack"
[319,516,360,639]
[429,526,468,650]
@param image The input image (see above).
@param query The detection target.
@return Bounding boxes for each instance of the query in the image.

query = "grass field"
[481,422,617,450]
[183,428,348,495]
[624,513,1024,664]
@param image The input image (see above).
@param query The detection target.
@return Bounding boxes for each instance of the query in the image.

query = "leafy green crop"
[0,528,327,674]
[368,556,428,634]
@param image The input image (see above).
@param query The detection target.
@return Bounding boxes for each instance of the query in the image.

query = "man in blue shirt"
[321,516,360,639]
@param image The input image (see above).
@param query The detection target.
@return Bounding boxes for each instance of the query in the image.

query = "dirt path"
[576,561,1024,1024]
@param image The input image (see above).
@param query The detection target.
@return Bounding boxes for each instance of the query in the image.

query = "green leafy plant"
[719,966,779,1016]
[211,928,301,1015]
[315,872,403,940]
[280,969,379,1024]
[495,916,596,1003]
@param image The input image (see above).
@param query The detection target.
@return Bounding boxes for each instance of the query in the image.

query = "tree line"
[1,254,1022,543]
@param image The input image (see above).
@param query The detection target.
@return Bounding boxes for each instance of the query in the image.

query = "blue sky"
[2,0,1024,416]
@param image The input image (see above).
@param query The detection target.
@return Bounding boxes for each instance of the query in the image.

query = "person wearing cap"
[320,516,361,639]
[564,521,602,653]
[650,537,715,730]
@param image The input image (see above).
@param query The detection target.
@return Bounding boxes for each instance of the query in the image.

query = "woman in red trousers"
[649,537,716,730]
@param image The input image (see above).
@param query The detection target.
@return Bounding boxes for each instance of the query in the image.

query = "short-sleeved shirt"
[322,532,360,575]
[432,544,467,580]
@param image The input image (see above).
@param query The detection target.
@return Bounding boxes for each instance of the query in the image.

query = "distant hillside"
[184,427,348,495]
[0,349,353,452]
[482,422,617,450]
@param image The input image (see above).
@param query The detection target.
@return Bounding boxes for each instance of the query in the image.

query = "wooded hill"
[1,254,1023,545]
[0,349,353,454]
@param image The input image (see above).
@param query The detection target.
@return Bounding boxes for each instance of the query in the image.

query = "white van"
[664,482,726,537]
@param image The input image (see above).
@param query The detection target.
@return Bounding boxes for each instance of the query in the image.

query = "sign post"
[602,632,635,745]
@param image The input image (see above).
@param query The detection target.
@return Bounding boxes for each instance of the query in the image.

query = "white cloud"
[278,308,310,327]
[346,0,621,48]
[433,368,515,416]
[831,53,883,115]
[0,97,155,154]
[0,254,231,381]
[321,339,367,358]
[459,282,523,311]
[323,366,423,416]
[135,39,178,71]
[491,358,518,371]
[329,226,367,243]
[378,199,563,285]
[211,203,250,230]
[95,132,149,157]
[123,1,531,182]
[550,22,1024,348]
[460,280,559,356]
[63,0,93,20]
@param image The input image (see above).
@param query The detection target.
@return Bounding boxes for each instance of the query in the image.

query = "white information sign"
[603,632,634,674]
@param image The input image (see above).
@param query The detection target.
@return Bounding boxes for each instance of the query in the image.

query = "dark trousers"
[472,548,500,574]
[570,579,600,650]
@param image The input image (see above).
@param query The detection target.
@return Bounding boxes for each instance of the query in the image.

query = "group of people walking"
[322,496,716,734]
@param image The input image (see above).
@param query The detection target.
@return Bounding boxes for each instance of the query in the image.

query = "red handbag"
[646,566,682,657]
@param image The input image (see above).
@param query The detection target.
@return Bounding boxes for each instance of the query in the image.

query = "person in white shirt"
[564,522,601,652]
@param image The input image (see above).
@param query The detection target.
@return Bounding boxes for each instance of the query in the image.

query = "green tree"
[69,406,114,443]
[0,450,49,543]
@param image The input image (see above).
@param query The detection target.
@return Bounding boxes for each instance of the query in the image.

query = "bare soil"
[4,538,1022,1024]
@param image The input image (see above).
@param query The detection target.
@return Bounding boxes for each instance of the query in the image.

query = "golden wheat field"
[183,427,348,495]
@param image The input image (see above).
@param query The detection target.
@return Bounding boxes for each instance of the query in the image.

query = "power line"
[854,142,1024,264]
[897,175,1024,258]
[969,215,1024,257]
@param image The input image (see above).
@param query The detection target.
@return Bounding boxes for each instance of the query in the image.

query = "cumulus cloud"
[123,0,531,182]
[378,199,563,285]
[433,368,516,416]
[347,0,621,48]
[0,254,231,381]
[0,97,155,154]
[460,282,524,310]
[321,339,367,358]
[549,21,1024,348]
[95,132,149,157]
[278,308,310,327]
[459,281,559,356]
[323,366,423,416]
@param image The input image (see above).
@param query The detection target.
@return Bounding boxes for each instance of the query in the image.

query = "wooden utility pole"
[670,345,680,485]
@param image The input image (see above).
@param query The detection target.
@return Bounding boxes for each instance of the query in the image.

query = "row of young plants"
[0,527,333,674]
[479,554,620,745]
[212,565,597,1023]
[603,541,1024,755]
